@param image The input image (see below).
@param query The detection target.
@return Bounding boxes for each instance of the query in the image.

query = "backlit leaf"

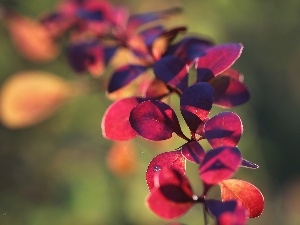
[199,147,241,185]
[146,167,193,220]
[6,14,59,62]
[153,56,189,92]
[181,141,206,164]
[180,82,214,133]
[146,150,186,191]
[108,65,148,93]
[0,71,71,128]
[210,69,250,108]
[206,199,248,225]
[196,43,243,82]
[130,100,186,141]
[101,97,142,141]
[204,112,243,148]
[219,179,264,218]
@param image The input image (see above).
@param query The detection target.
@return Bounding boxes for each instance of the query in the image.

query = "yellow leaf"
[0,71,72,128]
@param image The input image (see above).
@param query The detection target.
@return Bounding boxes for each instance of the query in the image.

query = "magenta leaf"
[101,97,143,141]
[204,112,243,148]
[199,146,242,185]
[146,150,186,191]
[153,56,189,92]
[107,65,148,93]
[181,141,206,164]
[146,167,194,220]
[180,82,214,133]
[211,72,250,108]
[206,199,247,225]
[196,43,244,82]
[129,100,187,141]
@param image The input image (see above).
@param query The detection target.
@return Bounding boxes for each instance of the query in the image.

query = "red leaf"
[210,69,250,108]
[180,82,214,133]
[146,167,194,220]
[196,43,243,82]
[130,100,186,141]
[101,97,142,141]
[181,141,206,164]
[204,112,243,148]
[146,150,186,191]
[199,147,241,185]
[219,179,264,218]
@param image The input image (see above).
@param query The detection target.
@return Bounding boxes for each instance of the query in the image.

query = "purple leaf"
[180,82,214,133]
[181,141,206,164]
[153,56,189,92]
[171,36,213,63]
[204,112,243,148]
[211,69,250,108]
[107,65,148,93]
[206,199,248,225]
[146,167,194,220]
[241,158,259,169]
[146,150,186,191]
[101,97,143,141]
[130,100,187,141]
[199,146,242,185]
[139,26,165,47]
[196,43,244,82]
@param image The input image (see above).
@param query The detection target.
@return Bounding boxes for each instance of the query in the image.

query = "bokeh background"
[0,0,300,224]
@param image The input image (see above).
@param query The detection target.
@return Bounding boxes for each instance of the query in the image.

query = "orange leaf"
[219,179,264,218]
[6,14,59,62]
[0,71,72,128]
[106,141,137,176]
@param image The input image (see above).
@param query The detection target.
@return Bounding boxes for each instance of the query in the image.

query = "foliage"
[0,0,265,224]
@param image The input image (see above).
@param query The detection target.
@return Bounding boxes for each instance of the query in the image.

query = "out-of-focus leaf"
[241,159,259,169]
[210,69,250,108]
[204,112,243,148]
[146,150,186,191]
[108,65,148,93]
[130,100,186,141]
[199,147,241,185]
[153,56,189,92]
[181,141,206,164]
[219,179,264,218]
[146,167,193,219]
[6,14,59,62]
[0,71,72,128]
[143,78,170,99]
[101,97,142,141]
[106,141,137,176]
[196,43,243,82]
[206,199,248,225]
[180,82,214,133]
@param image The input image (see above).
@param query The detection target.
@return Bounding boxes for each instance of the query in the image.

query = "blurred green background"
[0,0,300,224]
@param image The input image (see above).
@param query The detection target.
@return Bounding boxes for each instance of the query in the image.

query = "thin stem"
[203,204,209,225]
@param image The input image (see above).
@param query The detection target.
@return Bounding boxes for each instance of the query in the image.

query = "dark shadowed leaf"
[154,56,189,92]
[107,65,148,93]
[139,26,165,47]
[146,150,186,191]
[206,199,247,225]
[219,179,264,218]
[146,167,193,219]
[181,141,206,164]
[210,70,250,108]
[199,147,241,185]
[241,159,259,169]
[130,100,187,141]
[102,97,143,140]
[196,43,243,82]
[180,82,214,133]
[204,112,243,148]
